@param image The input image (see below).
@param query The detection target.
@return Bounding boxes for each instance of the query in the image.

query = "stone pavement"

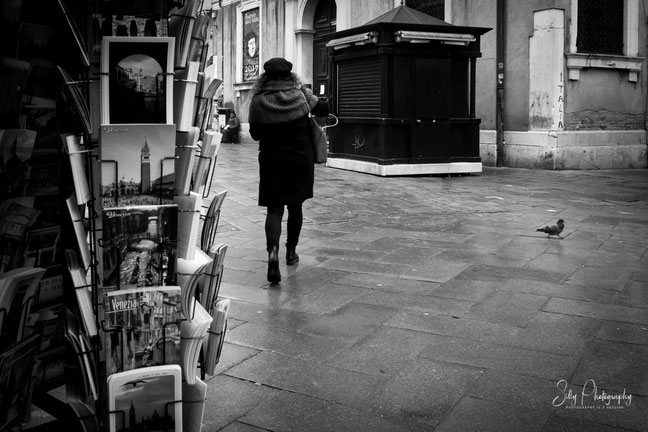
[200,142,648,432]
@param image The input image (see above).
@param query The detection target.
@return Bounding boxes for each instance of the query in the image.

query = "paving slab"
[434,397,549,432]
[418,334,579,379]
[361,358,483,431]
[225,351,387,406]
[238,390,411,432]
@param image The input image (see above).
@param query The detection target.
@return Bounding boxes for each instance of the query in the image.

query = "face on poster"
[242,8,259,82]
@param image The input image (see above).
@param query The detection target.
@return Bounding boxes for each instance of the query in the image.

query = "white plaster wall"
[528,9,564,131]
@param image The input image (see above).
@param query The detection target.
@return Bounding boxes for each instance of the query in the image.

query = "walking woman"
[248,57,329,283]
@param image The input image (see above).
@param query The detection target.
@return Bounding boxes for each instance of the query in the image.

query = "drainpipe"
[495,0,505,167]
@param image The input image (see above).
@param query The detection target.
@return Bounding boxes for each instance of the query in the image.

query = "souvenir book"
[100,36,174,125]
[106,365,182,432]
[103,286,182,375]
[101,204,178,291]
[99,124,176,207]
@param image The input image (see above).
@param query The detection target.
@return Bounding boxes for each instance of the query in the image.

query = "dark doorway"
[312,0,336,102]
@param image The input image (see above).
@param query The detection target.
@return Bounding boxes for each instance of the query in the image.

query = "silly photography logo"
[553,379,633,410]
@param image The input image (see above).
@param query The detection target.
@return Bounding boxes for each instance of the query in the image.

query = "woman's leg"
[265,205,284,282]
[285,203,303,264]
[265,205,284,251]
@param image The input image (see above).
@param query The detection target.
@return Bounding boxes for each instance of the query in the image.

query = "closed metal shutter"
[337,57,382,117]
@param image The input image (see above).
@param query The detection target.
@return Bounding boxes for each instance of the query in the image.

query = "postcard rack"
[2,0,234,430]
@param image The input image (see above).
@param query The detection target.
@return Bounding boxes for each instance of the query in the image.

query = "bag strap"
[300,90,313,118]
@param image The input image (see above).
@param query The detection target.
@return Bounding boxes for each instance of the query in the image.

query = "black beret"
[263,57,293,75]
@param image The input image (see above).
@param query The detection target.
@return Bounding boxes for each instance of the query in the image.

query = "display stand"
[1,1,231,431]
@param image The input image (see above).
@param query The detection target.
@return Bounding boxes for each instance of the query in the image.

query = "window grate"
[405,0,445,20]
[577,0,623,55]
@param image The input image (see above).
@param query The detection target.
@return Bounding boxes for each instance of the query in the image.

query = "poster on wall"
[100,36,175,125]
[242,8,259,82]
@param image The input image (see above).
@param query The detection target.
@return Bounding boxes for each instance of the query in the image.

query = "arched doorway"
[312,0,336,102]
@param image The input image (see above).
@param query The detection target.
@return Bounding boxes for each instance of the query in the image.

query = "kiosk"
[324,5,491,176]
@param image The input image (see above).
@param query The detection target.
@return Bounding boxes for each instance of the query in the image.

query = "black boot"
[267,246,281,283]
[286,248,299,265]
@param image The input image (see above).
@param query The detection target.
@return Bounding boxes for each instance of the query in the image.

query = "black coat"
[250,101,328,207]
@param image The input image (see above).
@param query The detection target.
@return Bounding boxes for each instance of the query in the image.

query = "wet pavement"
[200,142,648,432]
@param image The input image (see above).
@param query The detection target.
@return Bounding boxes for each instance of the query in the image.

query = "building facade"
[211,0,647,170]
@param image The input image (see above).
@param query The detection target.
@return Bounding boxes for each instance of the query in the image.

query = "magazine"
[182,378,207,432]
[101,204,178,291]
[199,243,228,312]
[0,333,42,431]
[61,133,92,205]
[177,249,212,321]
[174,127,199,196]
[64,306,97,403]
[99,124,176,207]
[0,201,41,274]
[65,250,97,338]
[106,365,182,432]
[204,298,230,376]
[179,299,211,384]
[168,0,201,68]
[200,190,228,252]
[174,192,202,260]
[191,130,221,196]
[0,267,46,349]
[0,129,37,201]
[103,286,182,375]
[173,61,200,132]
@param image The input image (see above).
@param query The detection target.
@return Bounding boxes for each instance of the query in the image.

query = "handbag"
[302,92,328,164]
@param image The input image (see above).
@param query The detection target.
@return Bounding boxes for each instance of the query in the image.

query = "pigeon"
[536,219,565,239]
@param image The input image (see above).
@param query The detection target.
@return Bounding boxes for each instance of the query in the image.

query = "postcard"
[99,124,176,207]
[100,36,174,124]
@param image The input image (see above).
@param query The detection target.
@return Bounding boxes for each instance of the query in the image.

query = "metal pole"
[496,0,505,167]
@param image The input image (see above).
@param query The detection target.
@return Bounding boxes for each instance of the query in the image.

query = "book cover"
[103,286,182,375]
[100,36,175,125]
[100,124,176,207]
[101,204,178,291]
[106,365,182,432]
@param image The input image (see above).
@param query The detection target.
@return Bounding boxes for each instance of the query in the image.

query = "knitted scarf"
[248,81,319,125]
